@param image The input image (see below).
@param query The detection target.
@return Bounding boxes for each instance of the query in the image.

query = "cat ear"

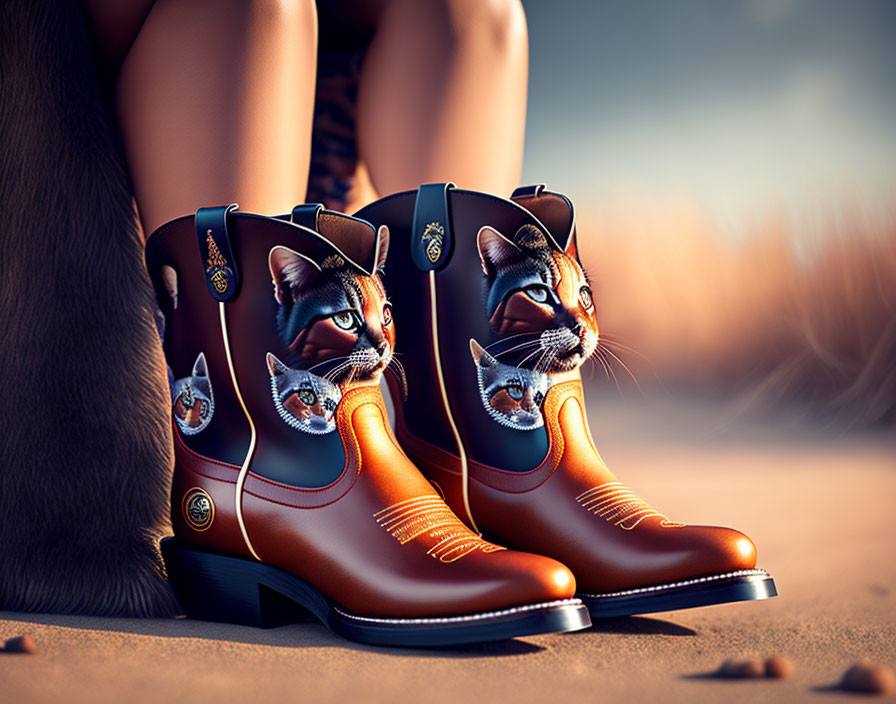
[266,352,288,377]
[512,224,549,251]
[161,265,178,309]
[192,352,208,378]
[564,231,580,262]
[269,246,322,306]
[477,226,522,276]
[469,339,498,368]
[374,225,390,273]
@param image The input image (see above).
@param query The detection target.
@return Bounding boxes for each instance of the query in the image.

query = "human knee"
[449,0,527,53]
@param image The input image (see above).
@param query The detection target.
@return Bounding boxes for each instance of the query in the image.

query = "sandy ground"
[2,394,895,704]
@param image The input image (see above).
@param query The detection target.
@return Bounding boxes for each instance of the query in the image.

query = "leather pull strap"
[195,204,239,302]
[411,182,455,271]
[291,203,324,231]
[511,184,546,200]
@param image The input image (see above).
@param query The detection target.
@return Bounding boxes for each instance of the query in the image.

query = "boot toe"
[689,526,758,575]
[490,551,578,605]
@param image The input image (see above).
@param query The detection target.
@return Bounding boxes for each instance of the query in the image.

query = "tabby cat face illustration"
[477,223,598,373]
[266,353,341,434]
[172,352,213,436]
[268,227,394,385]
[470,339,551,430]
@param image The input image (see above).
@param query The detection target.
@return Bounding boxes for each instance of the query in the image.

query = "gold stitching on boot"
[576,482,686,530]
[374,496,504,562]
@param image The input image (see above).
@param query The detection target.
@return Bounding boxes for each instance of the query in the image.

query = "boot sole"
[161,538,591,647]
[578,568,777,618]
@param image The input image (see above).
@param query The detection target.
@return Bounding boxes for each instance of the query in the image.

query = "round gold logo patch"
[182,487,214,532]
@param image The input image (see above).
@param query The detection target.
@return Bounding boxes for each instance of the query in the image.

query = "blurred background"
[520,0,896,432]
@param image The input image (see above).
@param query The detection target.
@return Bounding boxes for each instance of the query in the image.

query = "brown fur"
[0,1,178,616]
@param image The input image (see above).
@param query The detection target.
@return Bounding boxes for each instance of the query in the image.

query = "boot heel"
[161,538,310,628]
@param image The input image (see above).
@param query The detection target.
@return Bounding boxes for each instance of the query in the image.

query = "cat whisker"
[323,360,354,383]
[537,355,555,375]
[516,346,546,370]
[591,348,610,380]
[386,357,409,399]
[309,355,351,375]
[531,346,555,375]
[591,354,609,381]
[599,344,642,391]
[596,338,652,362]
[493,332,544,345]
[596,347,622,395]
[493,339,542,358]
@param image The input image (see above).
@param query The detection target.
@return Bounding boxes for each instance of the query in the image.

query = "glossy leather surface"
[146,211,577,617]
[358,188,760,593]
[356,189,556,471]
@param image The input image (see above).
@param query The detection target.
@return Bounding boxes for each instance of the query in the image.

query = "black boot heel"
[161,538,313,628]
[161,537,589,646]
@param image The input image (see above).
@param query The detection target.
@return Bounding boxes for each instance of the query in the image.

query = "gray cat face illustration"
[470,339,551,430]
[172,352,214,436]
[266,353,342,434]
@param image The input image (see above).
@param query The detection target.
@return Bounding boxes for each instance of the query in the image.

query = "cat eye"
[506,383,524,401]
[296,388,317,406]
[382,304,393,326]
[332,311,358,331]
[579,286,594,310]
[524,285,550,304]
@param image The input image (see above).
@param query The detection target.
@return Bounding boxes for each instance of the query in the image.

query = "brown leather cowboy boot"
[144,204,590,645]
[355,184,777,618]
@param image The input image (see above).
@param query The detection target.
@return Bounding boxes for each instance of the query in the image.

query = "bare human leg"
[109,0,318,237]
[355,0,528,203]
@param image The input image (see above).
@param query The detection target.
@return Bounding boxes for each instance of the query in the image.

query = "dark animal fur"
[0,1,178,616]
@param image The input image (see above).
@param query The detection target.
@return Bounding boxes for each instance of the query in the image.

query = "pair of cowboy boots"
[145,185,775,647]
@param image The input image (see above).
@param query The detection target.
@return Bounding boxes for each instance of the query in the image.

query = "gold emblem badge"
[182,487,215,532]
[422,222,444,264]
[205,229,231,295]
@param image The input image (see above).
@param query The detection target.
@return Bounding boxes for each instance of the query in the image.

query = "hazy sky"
[520,0,896,230]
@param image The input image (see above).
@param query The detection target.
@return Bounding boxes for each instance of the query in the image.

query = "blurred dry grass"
[577,201,896,429]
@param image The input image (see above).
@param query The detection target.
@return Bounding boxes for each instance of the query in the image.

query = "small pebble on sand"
[3,636,38,654]
[840,660,896,695]
[764,656,794,679]
[717,658,765,679]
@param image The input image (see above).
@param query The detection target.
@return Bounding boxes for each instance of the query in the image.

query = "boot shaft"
[355,185,596,475]
[146,207,392,490]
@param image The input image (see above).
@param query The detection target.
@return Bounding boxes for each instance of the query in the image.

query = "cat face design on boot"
[470,339,551,430]
[477,223,598,373]
[172,352,214,436]
[266,353,341,434]
[268,228,394,385]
